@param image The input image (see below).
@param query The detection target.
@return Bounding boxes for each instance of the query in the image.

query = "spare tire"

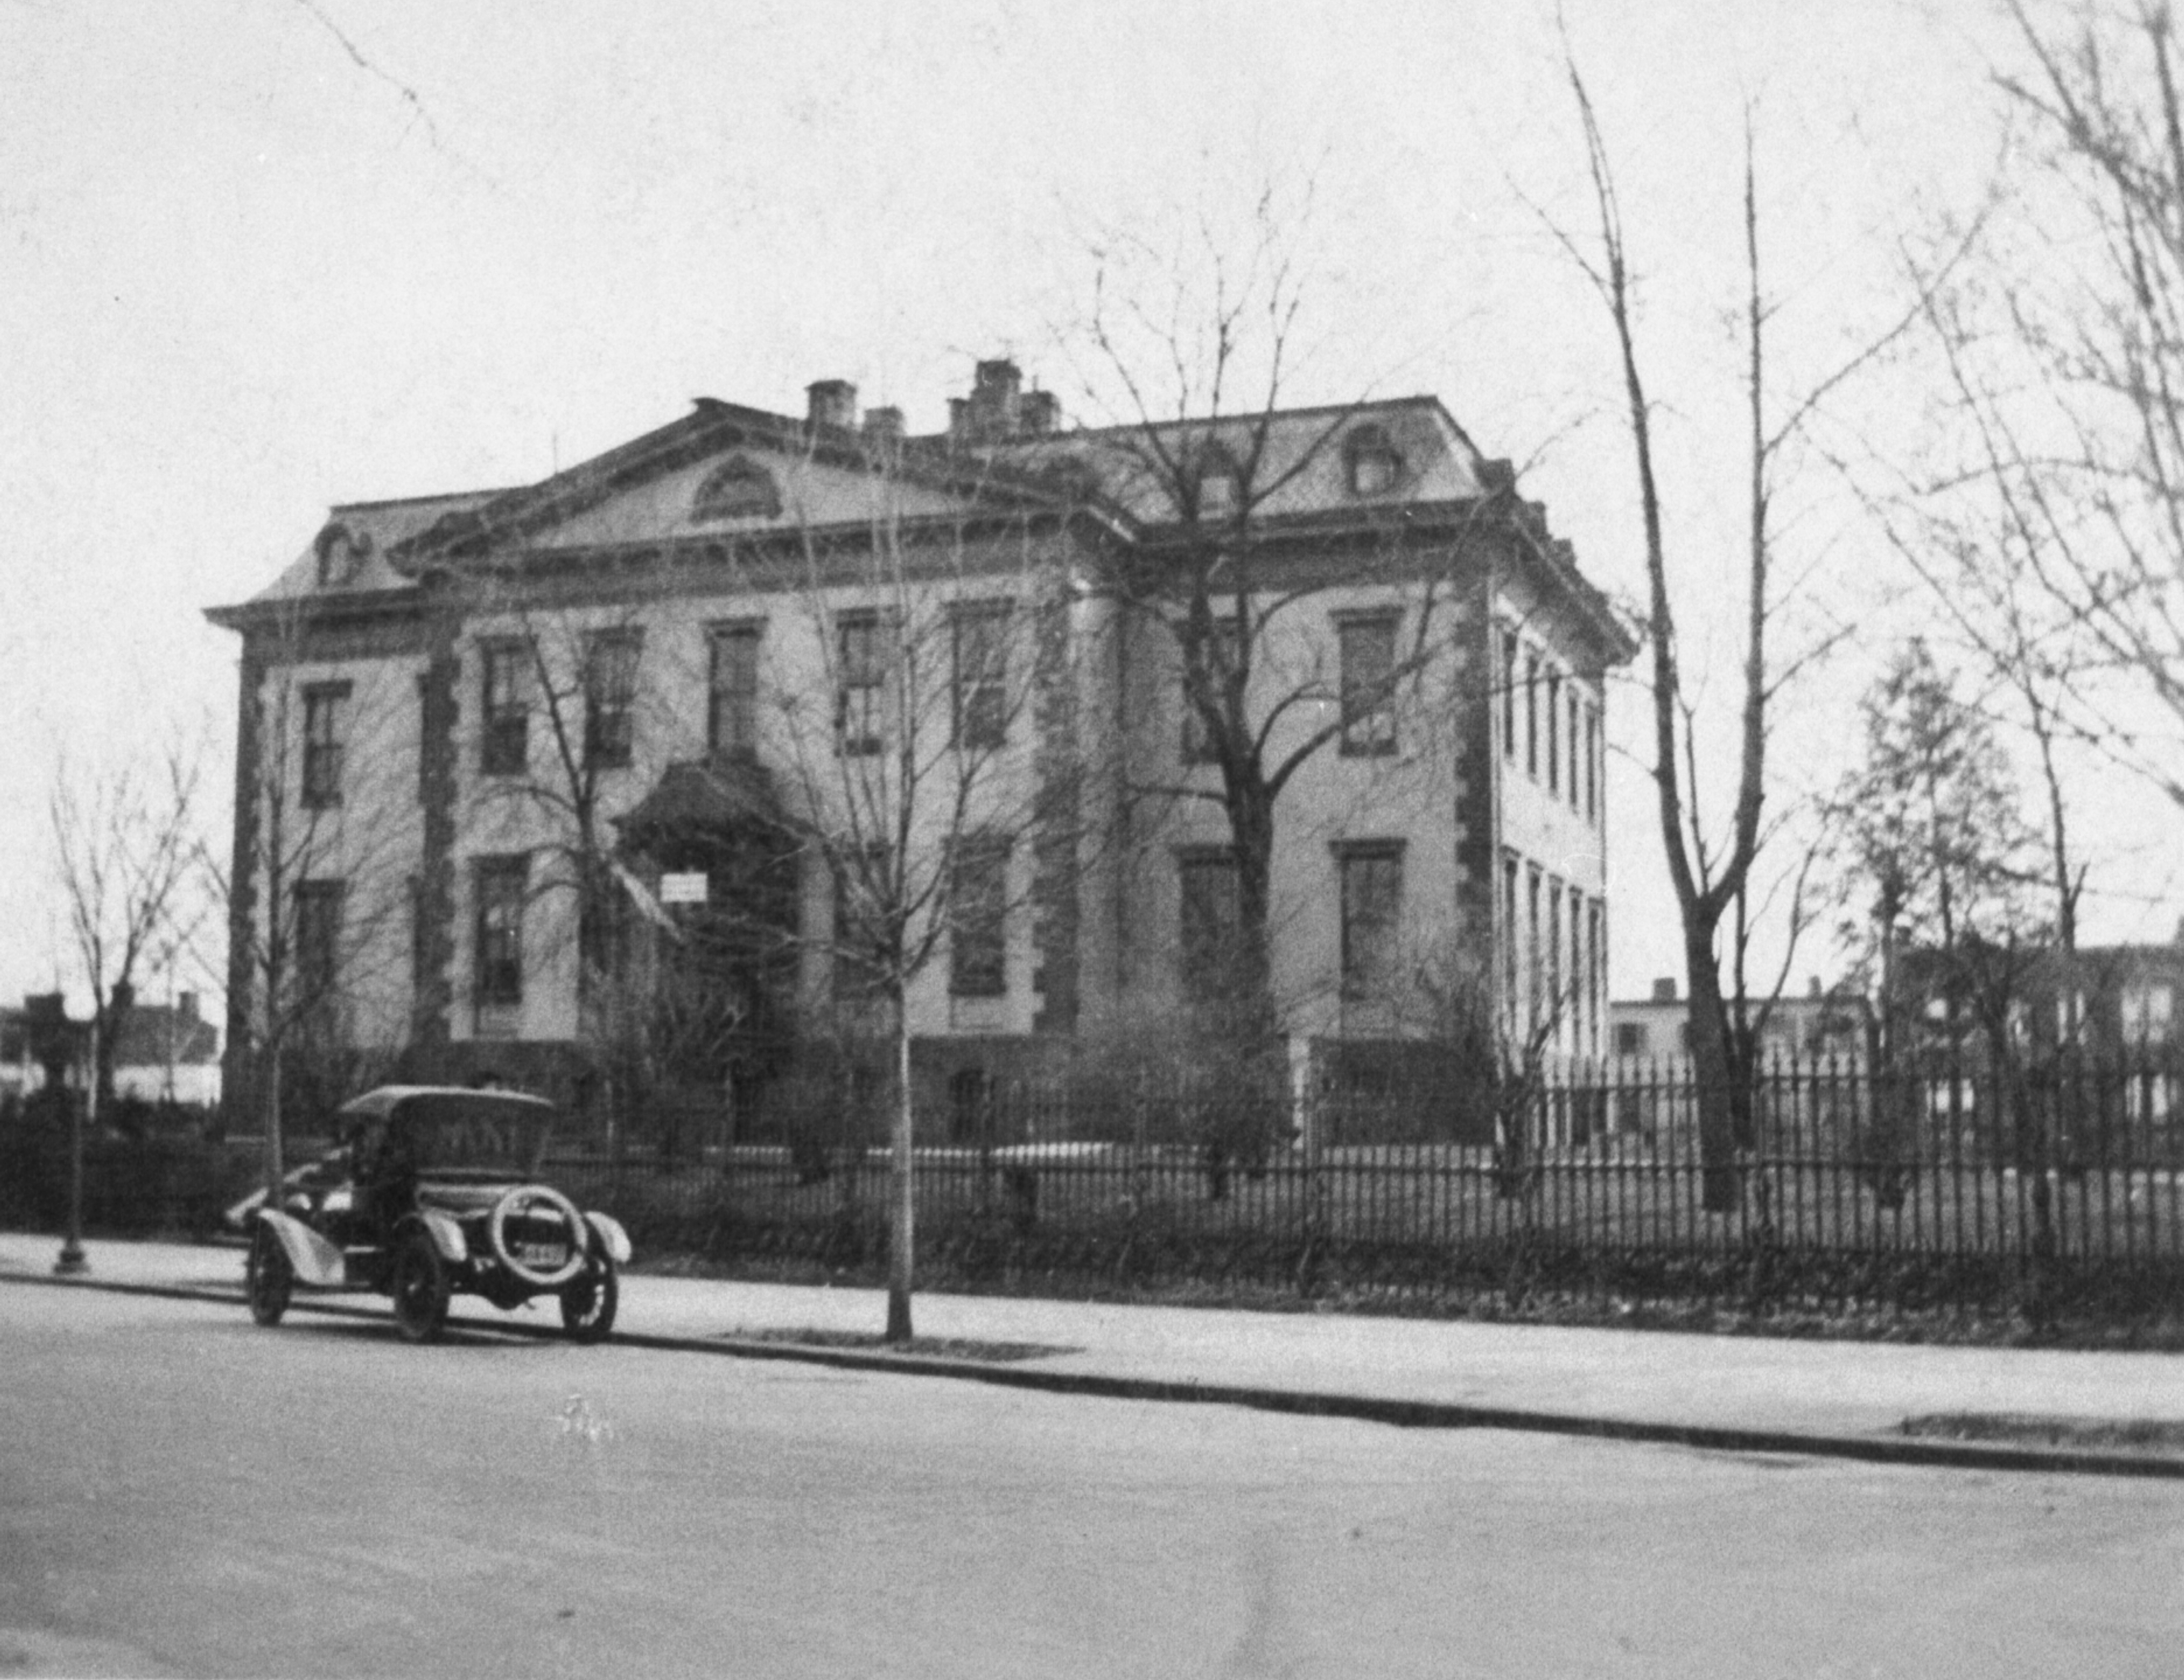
[487,1185,587,1288]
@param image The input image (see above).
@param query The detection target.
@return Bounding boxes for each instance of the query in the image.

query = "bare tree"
[50,736,206,1114]
[760,463,1078,1343]
[1551,62,1944,1210]
[1916,1,2184,810]
[1060,198,1525,1045]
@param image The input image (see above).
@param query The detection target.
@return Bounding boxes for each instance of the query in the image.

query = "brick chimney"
[950,358,1026,442]
[1019,388,1061,436]
[806,379,858,432]
[1651,977,1678,1003]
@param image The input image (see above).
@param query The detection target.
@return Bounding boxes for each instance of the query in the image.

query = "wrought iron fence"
[551,1046,2184,1319]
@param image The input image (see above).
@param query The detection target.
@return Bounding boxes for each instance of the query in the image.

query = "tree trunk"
[885,993,915,1344]
[1227,778,1279,1037]
[1683,932,1743,1212]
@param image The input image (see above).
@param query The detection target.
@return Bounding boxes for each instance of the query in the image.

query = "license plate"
[519,1244,566,1268]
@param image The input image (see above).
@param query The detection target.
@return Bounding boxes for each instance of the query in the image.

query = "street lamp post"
[54,1012,92,1275]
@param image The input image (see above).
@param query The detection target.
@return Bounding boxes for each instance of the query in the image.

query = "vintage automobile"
[242,1085,631,1344]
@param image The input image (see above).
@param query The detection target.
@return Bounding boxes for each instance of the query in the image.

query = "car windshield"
[386,1094,554,1176]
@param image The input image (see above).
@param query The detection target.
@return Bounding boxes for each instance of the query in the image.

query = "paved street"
[4,1284,2184,1678]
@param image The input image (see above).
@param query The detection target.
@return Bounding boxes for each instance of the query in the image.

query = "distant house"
[1894,941,2181,1058]
[1608,976,1869,1065]
[0,994,85,1104]
[111,992,221,1107]
[0,992,220,1110]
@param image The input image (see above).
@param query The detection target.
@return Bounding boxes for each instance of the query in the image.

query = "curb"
[10,1268,2184,1482]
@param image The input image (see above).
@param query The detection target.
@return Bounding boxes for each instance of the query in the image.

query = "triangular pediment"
[386,400,1061,575]
[523,435,981,554]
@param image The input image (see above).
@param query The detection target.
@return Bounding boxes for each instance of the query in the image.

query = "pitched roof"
[976,395,1488,524]
[206,385,1632,664]
[615,755,789,841]
[109,1002,219,1069]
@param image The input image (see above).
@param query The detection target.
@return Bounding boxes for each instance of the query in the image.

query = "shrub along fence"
[10,1049,2183,1328]
[555,1047,2184,1326]
[0,1096,253,1239]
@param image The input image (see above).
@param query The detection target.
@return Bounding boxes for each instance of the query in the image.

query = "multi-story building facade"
[207,359,1631,1143]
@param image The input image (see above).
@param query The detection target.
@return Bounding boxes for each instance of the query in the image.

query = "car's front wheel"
[559,1255,619,1342]
[247,1224,292,1327]
[390,1233,451,1344]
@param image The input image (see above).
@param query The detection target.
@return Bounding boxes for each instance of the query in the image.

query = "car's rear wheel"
[559,1255,619,1342]
[390,1232,450,1344]
[247,1225,292,1327]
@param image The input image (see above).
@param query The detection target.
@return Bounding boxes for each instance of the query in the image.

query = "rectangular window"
[1337,613,1399,755]
[2124,983,2174,1045]
[293,878,344,1013]
[2127,1072,2174,1124]
[951,602,1011,752]
[1501,629,1519,761]
[1585,703,1600,823]
[832,845,891,1002]
[1589,899,1606,1058]
[949,835,1011,997]
[1178,849,1240,1000]
[474,854,528,1008]
[583,631,641,770]
[707,622,763,755]
[1568,688,1582,807]
[1525,864,1543,1028]
[408,875,433,1016]
[1182,618,1239,765]
[1614,1021,1647,1056]
[301,683,349,810]
[1569,886,1586,1047]
[1502,850,1521,1027]
[1337,843,1404,996]
[1525,652,1540,779]
[1547,875,1563,1029]
[1546,670,1561,794]
[480,642,530,777]
[836,613,885,756]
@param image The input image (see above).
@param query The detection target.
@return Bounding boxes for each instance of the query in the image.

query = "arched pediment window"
[691,455,782,523]
[1344,424,1403,497]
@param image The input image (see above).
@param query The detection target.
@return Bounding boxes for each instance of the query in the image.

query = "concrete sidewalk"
[6,1231,2184,1476]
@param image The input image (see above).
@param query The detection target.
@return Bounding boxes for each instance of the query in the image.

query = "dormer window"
[1345,425,1402,497]
[1191,443,1242,522]
[314,525,367,587]
[691,455,782,523]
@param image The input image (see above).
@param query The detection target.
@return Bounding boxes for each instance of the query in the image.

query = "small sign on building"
[658,871,708,906]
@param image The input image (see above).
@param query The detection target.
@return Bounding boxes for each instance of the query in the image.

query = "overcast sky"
[3,0,2166,1019]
